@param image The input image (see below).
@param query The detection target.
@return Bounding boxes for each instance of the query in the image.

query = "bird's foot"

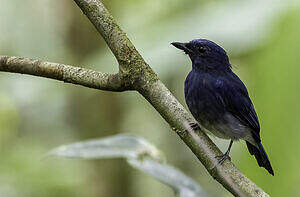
[189,122,200,131]
[172,122,200,133]
[215,152,231,165]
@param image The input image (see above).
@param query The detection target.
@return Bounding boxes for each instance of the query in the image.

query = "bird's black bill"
[171,42,192,54]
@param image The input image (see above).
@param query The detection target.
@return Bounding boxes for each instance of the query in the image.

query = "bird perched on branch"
[171,39,274,175]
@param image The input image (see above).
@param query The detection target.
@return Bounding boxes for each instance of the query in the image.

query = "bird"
[171,39,274,175]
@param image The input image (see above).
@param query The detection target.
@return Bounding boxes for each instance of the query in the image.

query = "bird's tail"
[246,141,274,175]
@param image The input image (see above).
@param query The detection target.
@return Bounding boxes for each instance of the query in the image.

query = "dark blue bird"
[171,39,274,175]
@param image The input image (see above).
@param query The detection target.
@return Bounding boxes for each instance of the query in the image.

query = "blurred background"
[0,0,299,196]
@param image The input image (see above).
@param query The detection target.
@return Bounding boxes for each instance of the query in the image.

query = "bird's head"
[171,39,231,71]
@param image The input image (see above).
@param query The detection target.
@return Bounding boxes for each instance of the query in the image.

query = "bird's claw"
[215,153,231,165]
[189,122,200,131]
[172,122,200,134]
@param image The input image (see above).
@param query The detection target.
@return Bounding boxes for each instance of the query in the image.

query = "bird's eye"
[198,46,206,53]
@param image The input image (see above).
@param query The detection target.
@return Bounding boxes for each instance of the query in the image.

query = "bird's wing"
[214,73,261,139]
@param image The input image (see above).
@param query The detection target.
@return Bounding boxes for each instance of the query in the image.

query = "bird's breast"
[184,71,225,122]
[184,71,253,141]
[184,72,228,136]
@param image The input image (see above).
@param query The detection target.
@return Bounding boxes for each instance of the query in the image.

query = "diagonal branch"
[0,56,127,92]
[73,0,144,70]
[73,0,157,89]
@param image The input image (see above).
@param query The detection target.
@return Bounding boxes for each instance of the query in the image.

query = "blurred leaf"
[128,158,204,197]
[50,134,164,161]
[50,134,206,197]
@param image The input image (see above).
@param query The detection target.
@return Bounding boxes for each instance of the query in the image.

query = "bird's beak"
[171,42,192,54]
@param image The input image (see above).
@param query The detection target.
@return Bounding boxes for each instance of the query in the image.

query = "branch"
[73,0,157,88]
[0,56,126,92]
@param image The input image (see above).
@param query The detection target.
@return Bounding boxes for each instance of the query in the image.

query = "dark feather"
[246,141,274,175]
[213,72,261,140]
